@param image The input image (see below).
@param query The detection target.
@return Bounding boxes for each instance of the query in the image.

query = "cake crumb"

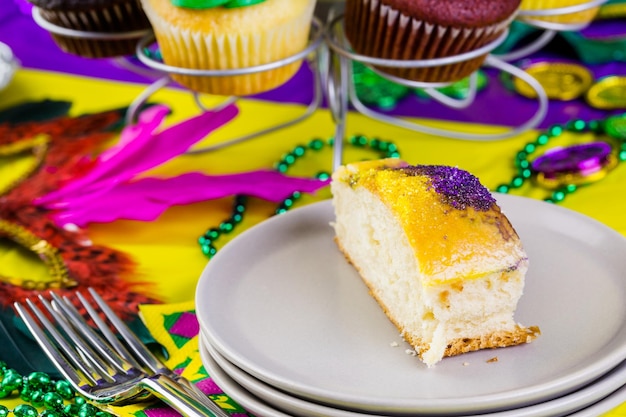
[463,362,470,366]
[405,349,417,356]
[487,357,499,363]
[390,341,399,347]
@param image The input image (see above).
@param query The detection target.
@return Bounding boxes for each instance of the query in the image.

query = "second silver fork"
[15,289,229,417]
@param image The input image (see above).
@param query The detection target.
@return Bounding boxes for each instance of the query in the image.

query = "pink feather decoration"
[35,104,328,227]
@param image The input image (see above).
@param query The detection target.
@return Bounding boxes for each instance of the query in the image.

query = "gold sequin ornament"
[586,76,626,109]
[513,62,594,101]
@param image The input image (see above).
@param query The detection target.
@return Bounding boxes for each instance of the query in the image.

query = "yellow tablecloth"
[1,69,625,416]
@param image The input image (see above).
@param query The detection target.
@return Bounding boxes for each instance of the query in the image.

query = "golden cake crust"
[335,160,528,285]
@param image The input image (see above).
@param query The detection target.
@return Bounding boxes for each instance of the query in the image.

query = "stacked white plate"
[195,195,626,417]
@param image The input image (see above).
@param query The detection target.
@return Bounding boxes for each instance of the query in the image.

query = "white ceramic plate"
[200,333,626,417]
[568,385,626,417]
[196,195,626,415]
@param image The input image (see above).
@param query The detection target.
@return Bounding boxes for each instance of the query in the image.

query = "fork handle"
[141,373,230,417]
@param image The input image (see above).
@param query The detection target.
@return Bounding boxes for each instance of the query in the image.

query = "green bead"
[511,176,525,188]
[588,120,601,132]
[2,369,23,392]
[316,171,330,181]
[327,137,335,146]
[369,138,381,149]
[73,397,86,406]
[275,207,288,215]
[282,198,294,208]
[198,236,208,245]
[28,372,51,389]
[388,151,401,158]
[203,246,218,258]
[78,403,99,417]
[565,184,577,193]
[496,185,510,193]
[619,150,626,161]
[349,135,367,147]
[20,383,31,402]
[515,151,528,161]
[552,190,566,202]
[293,145,306,157]
[292,191,302,199]
[64,403,81,415]
[523,143,536,154]
[219,221,234,233]
[549,125,563,136]
[283,153,296,165]
[521,168,532,179]
[29,390,45,407]
[205,228,220,240]
[308,138,324,150]
[13,404,38,417]
[232,213,243,224]
[275,162,288,173]
[41,410,63,417]
[43,391,65,410]
[0,405,8,417]
[536,134,550,145]
[567,119,586,131]
[377,141,389,151]
[95,412,115,417]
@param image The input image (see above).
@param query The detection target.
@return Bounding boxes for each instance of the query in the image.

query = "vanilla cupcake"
[28,0,152,58]
[140,0,317,96]
[344,0,520,84]
[518,0,602,28]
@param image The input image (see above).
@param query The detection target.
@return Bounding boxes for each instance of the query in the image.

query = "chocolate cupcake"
[344,0,521,84]
[29,0,152,58]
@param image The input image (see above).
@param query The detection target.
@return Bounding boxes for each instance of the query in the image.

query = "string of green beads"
[495,114,626,204]
[198,135,402,258]
[0,361,113,417]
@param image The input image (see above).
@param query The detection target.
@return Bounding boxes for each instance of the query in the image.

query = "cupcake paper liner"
[144,3,315,96]
[345,0,515,84]
[38,1,151,58]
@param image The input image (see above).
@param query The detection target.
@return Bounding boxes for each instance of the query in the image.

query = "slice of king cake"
[331,159,540,367]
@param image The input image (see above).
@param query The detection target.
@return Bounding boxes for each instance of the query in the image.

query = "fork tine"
[74,291,144,370]
[38,294,117,384]
[88,287,166,374]
[14,299,97,387]
[48,292,133,378]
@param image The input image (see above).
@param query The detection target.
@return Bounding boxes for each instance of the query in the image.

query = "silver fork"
[14,289,229,417]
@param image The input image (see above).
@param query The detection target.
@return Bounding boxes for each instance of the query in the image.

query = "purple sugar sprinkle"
[399,165,495,211]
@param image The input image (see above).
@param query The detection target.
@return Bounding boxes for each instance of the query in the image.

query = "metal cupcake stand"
[31,1,610,169]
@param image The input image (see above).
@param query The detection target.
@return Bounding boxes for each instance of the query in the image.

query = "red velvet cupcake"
[344,0,521,84]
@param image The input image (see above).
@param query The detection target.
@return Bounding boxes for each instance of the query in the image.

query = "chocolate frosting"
[379,0,521,27]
